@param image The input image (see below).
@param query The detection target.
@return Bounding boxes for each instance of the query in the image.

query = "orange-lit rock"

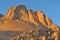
[51,32,58,40]
[48,23,59,32]
[46,16,52,25]
[40,35,46,40]
[0,4,59,40]
[37,11,47,26]
[46,16,59,32]
[6,7,14,19]
[28,10,39,25]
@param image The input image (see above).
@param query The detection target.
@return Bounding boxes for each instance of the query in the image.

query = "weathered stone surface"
[37,11,47,26]
[0,4,59,40]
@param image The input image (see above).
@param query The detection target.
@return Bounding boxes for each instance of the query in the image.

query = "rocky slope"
[0,4,60,40]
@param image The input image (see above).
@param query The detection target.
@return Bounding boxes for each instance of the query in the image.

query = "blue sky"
[0,0,60,26]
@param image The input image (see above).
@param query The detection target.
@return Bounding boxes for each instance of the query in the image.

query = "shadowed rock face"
[0,14,4,17]
[0,4,60,40]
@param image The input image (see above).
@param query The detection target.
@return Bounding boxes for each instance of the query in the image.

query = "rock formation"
[37,11,47,26]
[0,13,4,17]
[0,4,60,40]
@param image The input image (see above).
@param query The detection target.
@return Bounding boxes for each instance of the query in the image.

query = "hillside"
[0,4,60,40]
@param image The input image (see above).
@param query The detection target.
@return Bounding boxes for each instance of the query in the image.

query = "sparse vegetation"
[8,29,59,40]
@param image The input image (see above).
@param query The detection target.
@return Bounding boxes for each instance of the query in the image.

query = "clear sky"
[0,0,60,26]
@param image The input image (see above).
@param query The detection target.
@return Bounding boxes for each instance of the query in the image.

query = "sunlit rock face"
[0,4,60,40]
[37,11,47,26]
[6,4,27,20]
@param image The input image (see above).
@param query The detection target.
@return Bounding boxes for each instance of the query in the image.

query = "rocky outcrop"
[46,16,59,31]
[0,13,4,17]
[6,7,14,19]
[46,16,52,25]
[27,10,39,25]
[6,5,27,20]
[0,4,59,40]
[37,11,47,26]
